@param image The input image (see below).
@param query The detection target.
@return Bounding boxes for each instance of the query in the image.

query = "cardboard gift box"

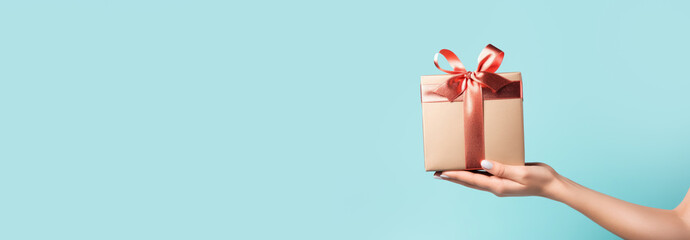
[421,45,525,171]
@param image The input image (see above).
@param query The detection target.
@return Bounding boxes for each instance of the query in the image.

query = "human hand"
[436,160,690,239]
[434,160,562,198]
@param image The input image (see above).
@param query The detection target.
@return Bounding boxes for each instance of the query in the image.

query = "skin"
[435,160,690,240]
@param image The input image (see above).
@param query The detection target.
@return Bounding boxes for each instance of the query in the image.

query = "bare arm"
[435,160,690,240]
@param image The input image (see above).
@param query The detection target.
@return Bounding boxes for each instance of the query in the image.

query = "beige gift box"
[421,72,525,171]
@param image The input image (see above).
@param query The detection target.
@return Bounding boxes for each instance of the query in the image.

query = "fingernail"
[433,175,443,180]
[481,160,493,170]
[440,174,450,179]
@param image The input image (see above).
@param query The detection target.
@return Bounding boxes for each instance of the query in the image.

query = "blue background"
[1,0,689,239]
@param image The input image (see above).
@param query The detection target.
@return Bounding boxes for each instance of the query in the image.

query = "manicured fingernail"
[481,160,493,170]
[440,174,450,179]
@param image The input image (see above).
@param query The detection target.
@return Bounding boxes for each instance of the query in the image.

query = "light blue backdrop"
[1,0,689,239]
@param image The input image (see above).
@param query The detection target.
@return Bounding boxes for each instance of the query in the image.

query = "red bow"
[431,44,514,170]
[432,44,512,101]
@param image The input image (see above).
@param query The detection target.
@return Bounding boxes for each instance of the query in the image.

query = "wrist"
[541,173,575,202]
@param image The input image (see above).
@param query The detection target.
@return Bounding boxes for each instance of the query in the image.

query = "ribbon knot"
[432,44,513,102]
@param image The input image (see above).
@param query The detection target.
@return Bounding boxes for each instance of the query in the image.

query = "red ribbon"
[432,44,513,169]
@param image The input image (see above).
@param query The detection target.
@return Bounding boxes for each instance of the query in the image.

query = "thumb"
[481,160,525,181]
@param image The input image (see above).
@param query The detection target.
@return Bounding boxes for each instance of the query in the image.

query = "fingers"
[481,160,527,183]
[444,177,489,191]
[435,170,526,197]
[440,170,498,191]
[436,171,487,190]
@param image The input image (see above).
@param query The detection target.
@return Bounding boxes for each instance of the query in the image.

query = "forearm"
[545,175,690,240]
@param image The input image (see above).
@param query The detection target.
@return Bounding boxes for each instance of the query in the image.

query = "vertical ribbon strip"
[432,44,513,169]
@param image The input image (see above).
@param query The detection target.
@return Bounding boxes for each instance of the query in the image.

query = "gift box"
[421,45,525,171]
